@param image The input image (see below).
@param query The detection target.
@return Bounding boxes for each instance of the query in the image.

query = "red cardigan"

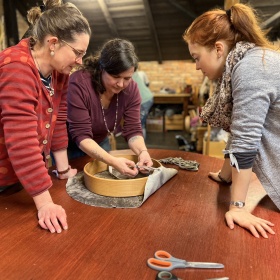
[0,39,69,196]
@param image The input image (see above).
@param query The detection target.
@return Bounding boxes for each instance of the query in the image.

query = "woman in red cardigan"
[0,0,91,233]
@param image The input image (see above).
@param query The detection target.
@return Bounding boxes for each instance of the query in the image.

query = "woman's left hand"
[225,208,275,238]
[137,150,153,173]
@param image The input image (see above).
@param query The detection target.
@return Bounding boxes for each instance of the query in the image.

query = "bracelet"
[138,149,148,156]
[57,165,71,175]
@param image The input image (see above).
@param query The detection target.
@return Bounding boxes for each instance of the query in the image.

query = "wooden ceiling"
[8,0,280,62]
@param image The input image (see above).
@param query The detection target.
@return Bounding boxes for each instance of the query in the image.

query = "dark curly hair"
[81,38,139,94]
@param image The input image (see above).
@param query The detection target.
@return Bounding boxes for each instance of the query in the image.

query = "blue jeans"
[140,98,153,139]
[67,137,111,160]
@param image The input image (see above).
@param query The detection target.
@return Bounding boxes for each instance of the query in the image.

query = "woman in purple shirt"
[67,39,153,177]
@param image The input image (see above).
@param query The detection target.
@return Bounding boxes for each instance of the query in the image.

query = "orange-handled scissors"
[147,250,224,272]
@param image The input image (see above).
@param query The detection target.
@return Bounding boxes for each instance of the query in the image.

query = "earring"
[50,50,55,56]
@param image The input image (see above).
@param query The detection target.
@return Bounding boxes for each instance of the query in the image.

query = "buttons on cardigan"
[47,108,53,113]
[45,123,50,128]
[43,140,48,145]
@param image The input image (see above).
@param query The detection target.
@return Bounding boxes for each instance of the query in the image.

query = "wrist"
[37,201,53,211]
[138,149,148,157]
[52,165,72,179]
[57,165,71,175]
[33,191,53,210]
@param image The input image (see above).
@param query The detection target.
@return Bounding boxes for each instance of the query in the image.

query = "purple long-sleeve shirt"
[67,69,143,146]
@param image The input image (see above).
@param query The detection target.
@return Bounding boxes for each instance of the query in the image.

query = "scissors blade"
[186,262,224,269]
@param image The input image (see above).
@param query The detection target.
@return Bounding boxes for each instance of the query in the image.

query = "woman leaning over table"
[0,0,91,233]
[183,3,280,238]
[67,38,153,178]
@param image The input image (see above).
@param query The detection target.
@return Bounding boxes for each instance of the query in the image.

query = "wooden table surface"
[1,149,279,280]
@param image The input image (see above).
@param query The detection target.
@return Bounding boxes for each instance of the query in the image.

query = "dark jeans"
[67,137,111,160]
[0,182,23,196]
[140,98,153,139]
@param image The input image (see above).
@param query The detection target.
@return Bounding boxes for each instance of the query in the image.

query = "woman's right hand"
[209,158,232,183]
[209,170,232,184]
[112,157,138,177]
[37,202,68,233]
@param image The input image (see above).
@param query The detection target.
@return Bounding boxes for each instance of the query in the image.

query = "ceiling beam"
[167,0,196,19]
[97,0,119,37]
[261,11,280,28]
[142,0,163,63]
[3,0,19,46]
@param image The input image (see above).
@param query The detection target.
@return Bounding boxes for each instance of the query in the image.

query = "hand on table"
[209,170,231,184]
[225,208,275,238]
[37,202,68,233]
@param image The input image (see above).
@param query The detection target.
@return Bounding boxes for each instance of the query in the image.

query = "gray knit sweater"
[226,47,280,210]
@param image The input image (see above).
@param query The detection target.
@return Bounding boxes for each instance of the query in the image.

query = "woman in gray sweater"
[183,3,280,238]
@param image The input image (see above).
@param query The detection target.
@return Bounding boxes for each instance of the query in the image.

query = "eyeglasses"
[61,39,86,60]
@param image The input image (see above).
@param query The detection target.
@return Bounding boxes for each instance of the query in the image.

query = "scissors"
[156,271,182,280]
[147,250,224,272]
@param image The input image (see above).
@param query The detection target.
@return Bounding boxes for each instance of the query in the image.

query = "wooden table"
[1,150,279,280]
[153,93,191,113]
[153,93,191,131]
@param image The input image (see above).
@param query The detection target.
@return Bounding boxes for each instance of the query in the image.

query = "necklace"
[100,94,119,136]
[33,51,54,96]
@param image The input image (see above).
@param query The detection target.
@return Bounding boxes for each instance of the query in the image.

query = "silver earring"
[50,50,55,56]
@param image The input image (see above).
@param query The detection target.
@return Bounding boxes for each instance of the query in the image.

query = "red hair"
[183,3,276,51]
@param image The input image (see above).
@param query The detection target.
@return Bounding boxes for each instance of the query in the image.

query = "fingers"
[137,158,153,167]
[125,166,138,177]
[250,220,275,239]
[57,208,68,231]
[38,218,48,230]
[225,212,235,230]
[45,217,60,234]
[248,225,262,238]
[126,161,138,175]
[37,204,68,233]
[225,210,275,238]
[208,171,221,182]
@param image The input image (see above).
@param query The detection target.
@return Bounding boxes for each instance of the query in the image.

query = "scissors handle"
[156,271,181,280]
[155,250,186,264]
[147,258,186,272]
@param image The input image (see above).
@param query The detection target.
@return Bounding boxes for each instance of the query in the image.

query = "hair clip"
[225,9,232,23]
[40,4,46,12]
